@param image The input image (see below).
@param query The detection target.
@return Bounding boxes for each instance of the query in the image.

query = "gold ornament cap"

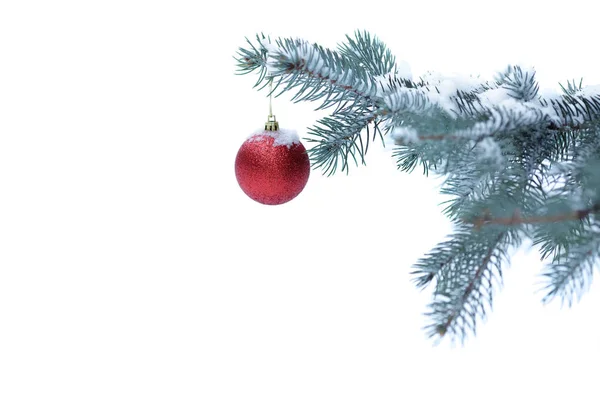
[265,114,279,131]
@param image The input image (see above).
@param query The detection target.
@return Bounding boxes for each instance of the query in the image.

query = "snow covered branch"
[235,30,600,344]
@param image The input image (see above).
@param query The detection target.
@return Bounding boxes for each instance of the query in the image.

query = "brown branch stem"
[466,203,600,230]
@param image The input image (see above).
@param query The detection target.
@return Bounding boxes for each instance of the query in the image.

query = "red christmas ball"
[235,129,310,205]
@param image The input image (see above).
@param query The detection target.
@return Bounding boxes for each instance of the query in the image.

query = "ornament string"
[265,77,279,131]
[269,78,273,117]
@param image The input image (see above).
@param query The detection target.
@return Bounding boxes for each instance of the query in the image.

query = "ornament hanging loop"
[265,77,279,131]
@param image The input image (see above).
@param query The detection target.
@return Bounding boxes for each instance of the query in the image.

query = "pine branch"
[422,227,512,342]
[337,30,397,77]
[435,232,505,338]
[306,107,380,175]
[392,105,547,145]
[235,30,600,343]
[235,34,382,112]
[540,224,600,306]
[411,232,471,290]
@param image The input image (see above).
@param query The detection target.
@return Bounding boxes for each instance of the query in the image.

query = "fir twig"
[436,232,504,337]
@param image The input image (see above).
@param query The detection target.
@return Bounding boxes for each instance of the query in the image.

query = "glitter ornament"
[235,78,310,205]
[235,122,310,205]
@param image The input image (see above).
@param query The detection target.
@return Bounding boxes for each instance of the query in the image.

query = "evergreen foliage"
[235,31,600,343]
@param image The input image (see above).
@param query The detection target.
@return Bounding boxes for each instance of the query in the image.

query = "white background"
[1,1,599,399]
